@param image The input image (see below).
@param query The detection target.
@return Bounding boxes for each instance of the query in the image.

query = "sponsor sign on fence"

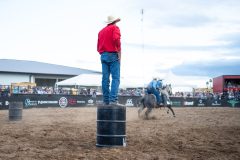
[0,94,240,109]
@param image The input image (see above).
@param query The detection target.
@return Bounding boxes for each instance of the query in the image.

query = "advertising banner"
[0,94,239,109]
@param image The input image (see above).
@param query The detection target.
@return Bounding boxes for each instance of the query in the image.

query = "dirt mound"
[0,107,240,160]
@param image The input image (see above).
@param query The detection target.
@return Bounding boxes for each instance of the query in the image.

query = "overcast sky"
[0,0,240,91]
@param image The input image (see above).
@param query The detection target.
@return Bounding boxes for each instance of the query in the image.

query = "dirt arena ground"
[0,107,240,160]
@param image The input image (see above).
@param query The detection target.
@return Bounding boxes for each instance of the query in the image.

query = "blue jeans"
[101,52,120,104]
[147,87,162,104]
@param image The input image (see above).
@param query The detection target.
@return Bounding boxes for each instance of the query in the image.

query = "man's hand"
[117,51,121,62]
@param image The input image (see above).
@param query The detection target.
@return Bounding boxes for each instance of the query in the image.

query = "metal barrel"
[96,105,126,147]
[9,101,23,121]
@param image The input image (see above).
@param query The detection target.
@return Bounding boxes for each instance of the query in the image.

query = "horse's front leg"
[167,105,175,117]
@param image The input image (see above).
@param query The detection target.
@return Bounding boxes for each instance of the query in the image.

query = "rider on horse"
[146,77,163,107]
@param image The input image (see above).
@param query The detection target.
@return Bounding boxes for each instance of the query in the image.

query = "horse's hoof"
[173,115,176,117]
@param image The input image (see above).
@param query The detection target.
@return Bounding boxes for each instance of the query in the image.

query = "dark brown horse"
[138,84,175,118]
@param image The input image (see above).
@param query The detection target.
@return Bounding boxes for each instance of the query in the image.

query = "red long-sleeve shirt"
[97,24,121,54]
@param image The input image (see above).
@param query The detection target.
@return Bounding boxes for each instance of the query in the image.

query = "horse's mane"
[161,89,169,98]
[160,84,172,99]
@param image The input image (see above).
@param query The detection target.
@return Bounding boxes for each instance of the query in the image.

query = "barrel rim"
[97,119,126,122]
[96,144,127,147]
[97,134,126,137]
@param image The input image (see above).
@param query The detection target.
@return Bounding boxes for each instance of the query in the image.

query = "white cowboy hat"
[153,77,163,81]
[105,15,121,24]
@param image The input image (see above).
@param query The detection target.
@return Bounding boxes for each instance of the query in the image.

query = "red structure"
[213,75,240,93]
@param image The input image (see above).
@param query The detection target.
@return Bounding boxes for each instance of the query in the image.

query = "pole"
[141,9,145,94]
[141,9,144,53]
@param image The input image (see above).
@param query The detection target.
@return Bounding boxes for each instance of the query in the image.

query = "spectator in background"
[92,89,97,98]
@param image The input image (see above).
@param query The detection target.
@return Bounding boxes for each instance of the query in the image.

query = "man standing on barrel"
[97,15,122,106]
[96,16,126,147]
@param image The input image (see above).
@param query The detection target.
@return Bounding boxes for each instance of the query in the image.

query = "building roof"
[214,75,240,79]
[0,59,101,76]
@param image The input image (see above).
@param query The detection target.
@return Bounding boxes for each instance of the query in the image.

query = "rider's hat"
[157,77,164,81]
[153,77,163,81]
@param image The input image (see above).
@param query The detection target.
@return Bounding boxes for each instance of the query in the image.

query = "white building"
[0,59,101,86]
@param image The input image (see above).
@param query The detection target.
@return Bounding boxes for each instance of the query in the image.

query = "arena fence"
[0,94,240,110]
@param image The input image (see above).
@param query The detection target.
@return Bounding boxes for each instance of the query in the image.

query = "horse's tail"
[140,96,144,104]
[139,94,157,108]
[145,94,157,108]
